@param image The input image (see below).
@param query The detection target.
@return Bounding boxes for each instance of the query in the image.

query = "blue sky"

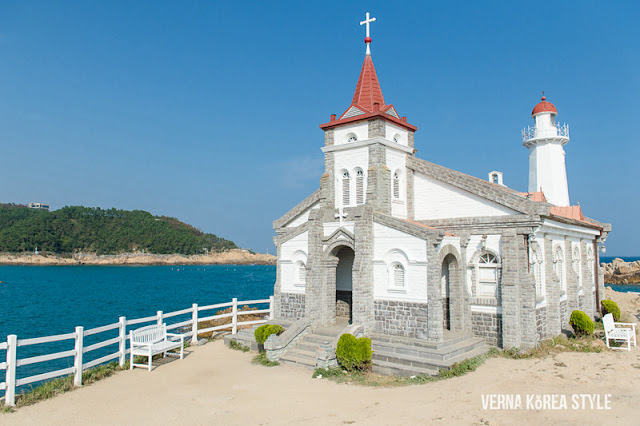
[0,1,638,255]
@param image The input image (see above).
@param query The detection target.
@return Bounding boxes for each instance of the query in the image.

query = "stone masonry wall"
[471,311,502,347]
[279,293,306,320]
[336,290,352,318]
[374,300,429,339]
[536,306,547,340]
[560,299,568,328]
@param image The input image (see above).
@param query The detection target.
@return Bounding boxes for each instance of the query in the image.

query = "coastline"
[0,249,276,266]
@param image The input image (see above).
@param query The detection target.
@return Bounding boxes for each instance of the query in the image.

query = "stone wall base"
[471,311,502,347]
[336,290,352,319]
[536,305,547,340]
[374,300,429,339]
[279,292,306,320]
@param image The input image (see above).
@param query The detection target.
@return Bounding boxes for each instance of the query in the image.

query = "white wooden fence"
[0,296,273,407]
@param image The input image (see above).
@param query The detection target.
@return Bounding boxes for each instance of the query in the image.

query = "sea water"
[0,264,275,397]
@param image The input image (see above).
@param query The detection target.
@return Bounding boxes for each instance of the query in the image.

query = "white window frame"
[388,262,406,292]
[355,168,365,205]
[476,252,499,299]
[340,170,350,207]
[554,246,566,295]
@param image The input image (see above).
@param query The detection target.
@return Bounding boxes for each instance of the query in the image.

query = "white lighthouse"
[522,95,570,206]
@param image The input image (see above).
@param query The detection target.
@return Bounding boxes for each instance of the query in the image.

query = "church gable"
[273,190,321,229]
[413,172,519,220]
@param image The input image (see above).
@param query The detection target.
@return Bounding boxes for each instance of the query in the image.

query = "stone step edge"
[373,345,489,369]
[372,359,439,377]
[369,332,475,350]
[371,338,486,360]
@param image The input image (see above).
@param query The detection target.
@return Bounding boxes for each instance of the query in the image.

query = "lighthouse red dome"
[531,96,558,116]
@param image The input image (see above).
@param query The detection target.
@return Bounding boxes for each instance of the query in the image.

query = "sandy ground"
[4,290,640,425]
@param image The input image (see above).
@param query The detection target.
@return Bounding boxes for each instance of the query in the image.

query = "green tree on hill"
[0,205,237,255]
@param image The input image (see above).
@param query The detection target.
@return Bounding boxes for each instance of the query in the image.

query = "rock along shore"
[0,249,276,266]
[602,258,640,284]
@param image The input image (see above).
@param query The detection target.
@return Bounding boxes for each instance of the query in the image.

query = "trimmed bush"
[254,324,284,345]
[335,334,373,371]
[601,300,621,321]
[569,310,594,336]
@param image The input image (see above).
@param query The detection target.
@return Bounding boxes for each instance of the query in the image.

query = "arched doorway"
[441,255,452,330]
[335,246,354,323]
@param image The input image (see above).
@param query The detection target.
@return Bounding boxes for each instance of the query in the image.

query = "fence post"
[157,311,163,326]
[5,335,17,406]
[232,298,238,335]
[74,326,84,386]
[118,316,127,367]
[269,295,275,320]
[191,304,198,342]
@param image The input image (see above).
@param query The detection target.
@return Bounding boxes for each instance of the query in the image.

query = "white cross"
[360,12,376,38]
[360,12,376,55]
[335,206,348,227]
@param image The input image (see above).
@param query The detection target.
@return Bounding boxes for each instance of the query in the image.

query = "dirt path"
[4,339,639,425]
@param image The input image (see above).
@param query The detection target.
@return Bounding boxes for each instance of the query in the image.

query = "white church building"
[271,14,610,351]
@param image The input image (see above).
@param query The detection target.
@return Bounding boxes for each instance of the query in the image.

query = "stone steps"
[370,334,489,376]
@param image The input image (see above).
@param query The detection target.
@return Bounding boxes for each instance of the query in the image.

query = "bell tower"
[522,95,570,206]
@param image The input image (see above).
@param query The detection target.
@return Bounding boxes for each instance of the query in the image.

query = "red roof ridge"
[550,205,585,222]
[518,191,547,203]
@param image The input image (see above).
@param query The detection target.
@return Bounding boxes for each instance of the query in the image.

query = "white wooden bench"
[130,323,185,371]
[603,313,637,351]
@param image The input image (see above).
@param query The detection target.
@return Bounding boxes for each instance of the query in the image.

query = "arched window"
[554,246,565,294]
[341,170,350,206]
[476,252,499,298]
[587,246,595,286]
[530,246,543,298]
[393,134,400,144]
[355,169,365,205]
[393,171,400,199]
[295,261,306,284]
[572,246,581,290]
[391,262,405,289]
[346,133,357,143]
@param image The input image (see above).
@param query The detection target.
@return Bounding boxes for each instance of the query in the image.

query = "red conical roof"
[351,54,385,111]
[532,96,557,116]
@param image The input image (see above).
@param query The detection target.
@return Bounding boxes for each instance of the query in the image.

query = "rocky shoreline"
[602,258,640,285]
[0,249,276,266]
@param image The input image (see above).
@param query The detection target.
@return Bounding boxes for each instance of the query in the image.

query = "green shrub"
[601,300,621,321]
[335,334,373,372]
[569,310,594,336]
[254,324,284,345]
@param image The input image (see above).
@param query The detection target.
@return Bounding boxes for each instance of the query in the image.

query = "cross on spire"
[360,12,376,55]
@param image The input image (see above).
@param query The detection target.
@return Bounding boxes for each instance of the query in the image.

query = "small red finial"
[365,36,372,43]
[541,91,546,101]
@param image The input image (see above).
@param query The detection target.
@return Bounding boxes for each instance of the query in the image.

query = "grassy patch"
[497,335,603,359]
[0,361,126,412]
[228,340,250,352]
[252,352,280,367]
[312,350,495,387]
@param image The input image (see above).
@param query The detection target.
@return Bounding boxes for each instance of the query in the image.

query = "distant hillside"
[0,205,237,255]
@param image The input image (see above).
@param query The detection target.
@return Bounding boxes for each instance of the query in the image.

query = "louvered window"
[393,172,400,199]
[342,171,350,206]
[297,261,306,284]
[393,263,405,288]
[356,169,364,204]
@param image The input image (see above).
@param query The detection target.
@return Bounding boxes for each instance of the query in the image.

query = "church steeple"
[351,55,386,113]
[319,12,416,132]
